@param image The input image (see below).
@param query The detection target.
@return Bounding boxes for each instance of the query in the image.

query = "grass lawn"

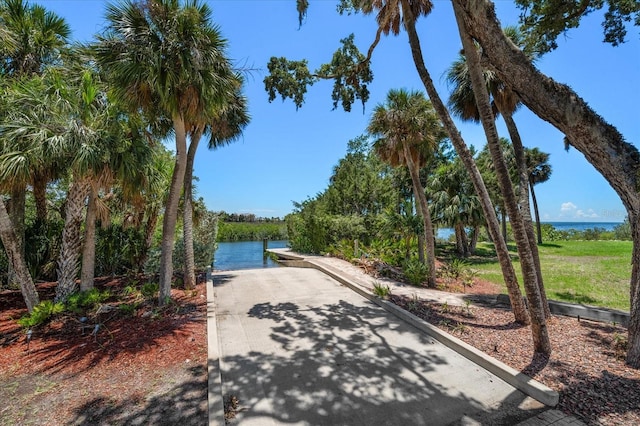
[464,240,632,311]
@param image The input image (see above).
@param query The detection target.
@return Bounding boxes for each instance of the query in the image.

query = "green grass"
[467,240,632,311]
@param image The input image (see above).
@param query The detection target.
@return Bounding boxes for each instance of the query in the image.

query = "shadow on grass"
[553,291,600,306]
[68,365,207,426]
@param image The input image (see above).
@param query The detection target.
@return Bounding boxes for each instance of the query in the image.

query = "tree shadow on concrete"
[219,297,546,425]
[67,365,207,426]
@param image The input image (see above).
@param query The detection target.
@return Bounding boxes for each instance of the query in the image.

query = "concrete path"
[210,267,558,425]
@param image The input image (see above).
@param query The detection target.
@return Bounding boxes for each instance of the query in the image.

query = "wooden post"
[263,238,268,253]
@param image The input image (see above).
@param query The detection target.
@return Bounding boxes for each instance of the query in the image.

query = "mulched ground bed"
[389,291,640,426]
[0,276,208,426]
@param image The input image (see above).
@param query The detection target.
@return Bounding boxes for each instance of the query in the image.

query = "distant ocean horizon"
[436,221,623,239]
[543,221,623,232]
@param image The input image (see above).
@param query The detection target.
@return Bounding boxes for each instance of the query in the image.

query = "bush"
[17,300,65,328]
[66,288,111,314]
[403,259,429,286]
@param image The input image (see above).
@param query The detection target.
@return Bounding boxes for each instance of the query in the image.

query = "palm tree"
[368,89,443,287]
[526,147,552,244]
[429,156,484,257]
[452,1,550,354]
[182,76,249,289]
[94,0,235,304]
[350,0,531,325]
[445,26,551,321]
[0,0,69,286]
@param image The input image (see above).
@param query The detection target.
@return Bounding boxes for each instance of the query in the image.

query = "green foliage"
[65,288,111,314]
[539,223,631,242]
[403,258,429,286]
[372,281,391,298]
[118,303,139,316]
[440,258,470,279]
[141,282,159,299]
[17,300,65,328]
[264,34,373,112]
[515,0,640,53]
[95,224,146,275]
[24,218,64,281]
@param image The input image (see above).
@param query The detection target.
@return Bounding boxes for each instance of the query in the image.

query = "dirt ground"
[0,277,208,426]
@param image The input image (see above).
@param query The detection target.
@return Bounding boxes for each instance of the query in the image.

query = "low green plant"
[141,282,159,299]
[441,301,450,314]
[119,303,139,316]
[372,281,391,298]
[17,300,65,328]
[66,288,111,314]
[461,268,478,292]
[441,258,469,280]
[407,293,421,312]
[403,259,429,286]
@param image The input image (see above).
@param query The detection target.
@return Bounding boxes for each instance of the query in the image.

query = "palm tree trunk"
[183,130,202,290]
[453,0,640,365]
[7,186,26,288]
[503,111,551,318]
[80,184,98,292]
[455,223,465,256]
[0,197,39,312]
[469,226,478,255]
[404,143,437,286]
[158,117,189,305]
[453,1,550,354]
[55,177,90,302]
[530,180,543,244]
[401,3,529,324]
[501,210,507,243]
[33,172,48,221]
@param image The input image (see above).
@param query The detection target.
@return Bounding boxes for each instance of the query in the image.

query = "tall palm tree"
[445,26,551,321]
[183,77,249,288]
[452,1,550,354]
[94,0,235,304]
[526,147,552,244]
[0,0,69,286]
[368,89,443,287]
[349,0,531,325]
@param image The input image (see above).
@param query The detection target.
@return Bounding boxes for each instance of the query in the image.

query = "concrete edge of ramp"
[268,249,559,407]
[207,279,225,426]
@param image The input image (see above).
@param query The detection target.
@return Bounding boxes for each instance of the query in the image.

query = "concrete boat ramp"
[207,250,585,425]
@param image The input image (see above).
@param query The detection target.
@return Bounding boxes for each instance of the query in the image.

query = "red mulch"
[0,276,208,425]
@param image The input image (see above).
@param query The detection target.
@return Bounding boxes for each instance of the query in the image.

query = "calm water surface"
[213,240,289,271]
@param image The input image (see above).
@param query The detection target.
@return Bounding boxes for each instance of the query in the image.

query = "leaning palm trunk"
[158,118,189,305]
[55,177,90,302]
[453,0,640,366]
[502,111,551,318]
[182,131,202,290]
[80,185,98,292]
[530,180,543,245]
[0,197,39,312]
[33,172,48,221]
[404,143,437,286]
[401,2,530,324]
[453,1,550,354]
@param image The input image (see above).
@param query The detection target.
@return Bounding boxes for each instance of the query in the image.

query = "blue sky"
[42,0,639,222]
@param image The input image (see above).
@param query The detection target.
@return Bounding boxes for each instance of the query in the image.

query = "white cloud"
[561,202,577,212]
[576,208,599,219]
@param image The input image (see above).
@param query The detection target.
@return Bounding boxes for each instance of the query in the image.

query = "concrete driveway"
[210,267,548,425]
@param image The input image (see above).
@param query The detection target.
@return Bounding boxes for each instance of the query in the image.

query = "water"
[544,222,622,232]
[213,240,289,271]
[436,222,622,240]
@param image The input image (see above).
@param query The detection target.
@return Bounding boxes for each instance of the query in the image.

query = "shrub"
[373,281,391,298]
[141,282,159,299]
[66,288,111,314]
[17,300,65,328]
[403,259,429,286]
